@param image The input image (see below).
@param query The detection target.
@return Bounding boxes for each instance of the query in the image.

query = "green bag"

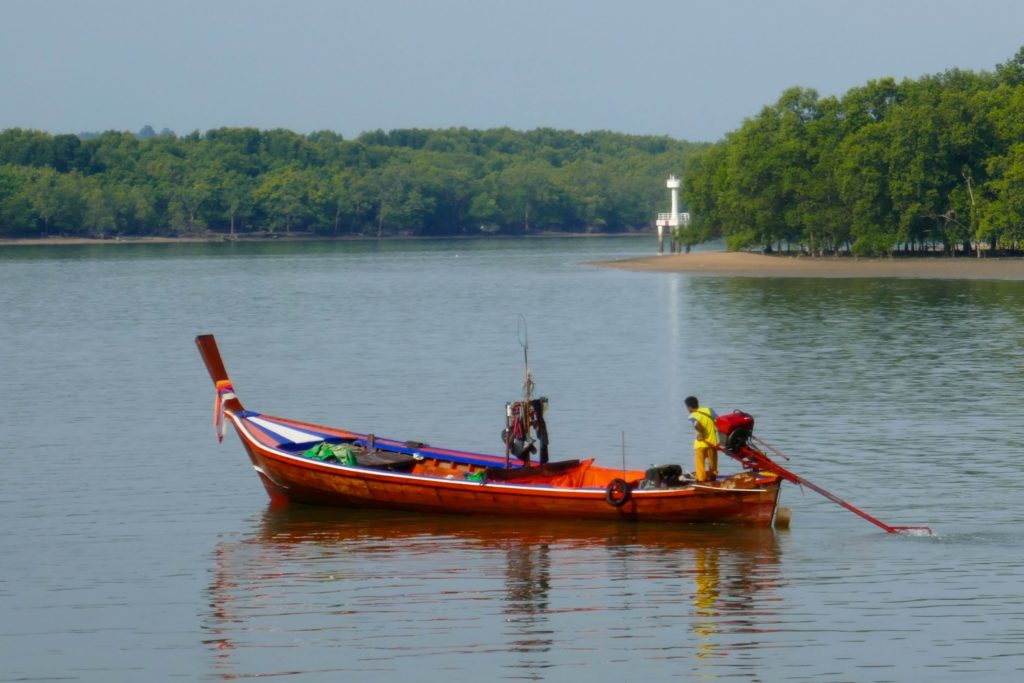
[302,442,358,465]
[302,442,334,461]
[333,444,358,466]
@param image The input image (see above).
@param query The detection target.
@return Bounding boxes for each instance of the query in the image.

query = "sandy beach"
[597,251,1024,280]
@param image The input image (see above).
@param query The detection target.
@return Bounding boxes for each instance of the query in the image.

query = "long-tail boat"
[196,334,785,526]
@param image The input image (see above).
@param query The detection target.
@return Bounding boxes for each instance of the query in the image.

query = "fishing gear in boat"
[714,410,933,535]
[503,315,550,467]
[504,399,549,464]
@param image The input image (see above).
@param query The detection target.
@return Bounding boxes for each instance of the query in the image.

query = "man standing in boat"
[685,396,718,482]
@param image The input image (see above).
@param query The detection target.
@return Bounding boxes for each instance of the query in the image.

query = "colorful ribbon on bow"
[213,379,236,442]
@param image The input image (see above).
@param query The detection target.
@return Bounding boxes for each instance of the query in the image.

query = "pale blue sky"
[2,0,1022,142]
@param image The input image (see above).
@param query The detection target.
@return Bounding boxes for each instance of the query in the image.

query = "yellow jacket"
[689,407,719,449]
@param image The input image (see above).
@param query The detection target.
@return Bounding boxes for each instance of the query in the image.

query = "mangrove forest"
[682,47,1024,256]
[0,127,704,239]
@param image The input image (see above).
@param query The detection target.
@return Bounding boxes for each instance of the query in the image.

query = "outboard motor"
[715,410,755,451]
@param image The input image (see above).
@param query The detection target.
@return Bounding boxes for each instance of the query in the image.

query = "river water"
[1,237,1023,682]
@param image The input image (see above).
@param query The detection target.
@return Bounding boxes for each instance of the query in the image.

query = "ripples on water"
[2,238,1024,681]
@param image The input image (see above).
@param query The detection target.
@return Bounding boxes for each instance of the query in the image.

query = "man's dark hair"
[684,396,699,410]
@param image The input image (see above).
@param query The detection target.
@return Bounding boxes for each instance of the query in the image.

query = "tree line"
[0,126,705,238]
[682,47,1024,256]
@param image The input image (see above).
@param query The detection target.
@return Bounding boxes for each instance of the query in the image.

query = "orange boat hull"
[234,419,782,526]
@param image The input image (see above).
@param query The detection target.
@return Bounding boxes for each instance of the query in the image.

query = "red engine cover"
[715,410,754,435]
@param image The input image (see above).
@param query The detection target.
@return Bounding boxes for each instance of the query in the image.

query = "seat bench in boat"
[484,459,581,481]
[283,437,420,470]
[355,449,420,469]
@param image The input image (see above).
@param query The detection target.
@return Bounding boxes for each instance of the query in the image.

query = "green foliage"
[683,47,1024,256]
[0,126,707,237]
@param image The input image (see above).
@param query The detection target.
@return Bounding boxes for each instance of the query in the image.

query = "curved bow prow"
[196,335,245,440]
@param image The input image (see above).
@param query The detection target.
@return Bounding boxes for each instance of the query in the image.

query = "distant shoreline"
[596,251,1024,280]
[0,232,646,248]
[0,236,223,247]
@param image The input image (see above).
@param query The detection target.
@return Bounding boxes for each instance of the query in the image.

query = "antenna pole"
[621,430,627,479]
[518,314,532,435]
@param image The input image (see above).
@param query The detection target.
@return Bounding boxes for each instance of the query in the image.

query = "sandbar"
[597,251,1024,280]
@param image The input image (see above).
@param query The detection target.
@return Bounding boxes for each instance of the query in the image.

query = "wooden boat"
[196,334,784,526]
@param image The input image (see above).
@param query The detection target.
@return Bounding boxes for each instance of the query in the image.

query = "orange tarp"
[506,459,647,489]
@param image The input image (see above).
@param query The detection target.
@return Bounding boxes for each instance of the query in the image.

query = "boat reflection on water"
[203,507,785,679]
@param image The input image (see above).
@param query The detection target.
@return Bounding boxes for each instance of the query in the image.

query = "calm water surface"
[1,237,1023,681]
